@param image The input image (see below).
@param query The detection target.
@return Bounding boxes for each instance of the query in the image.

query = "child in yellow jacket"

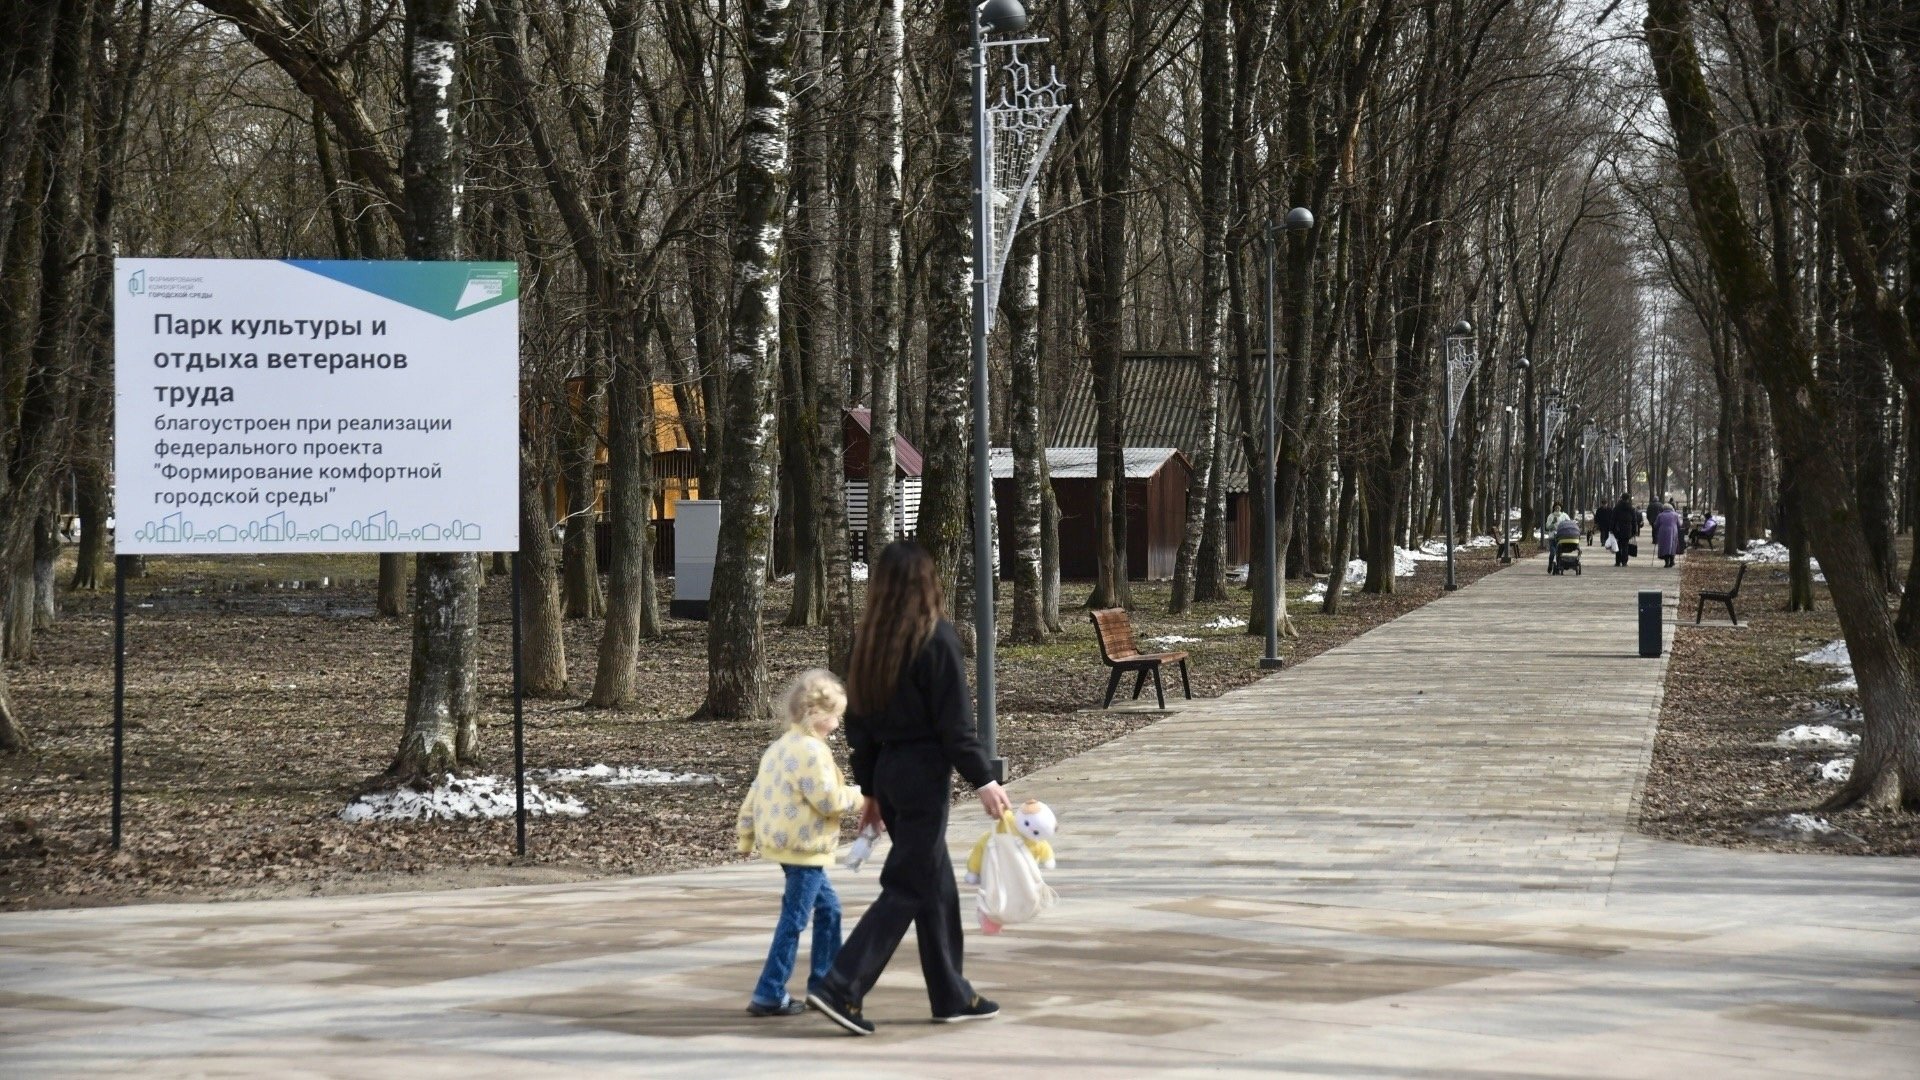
[736,669,865,1016]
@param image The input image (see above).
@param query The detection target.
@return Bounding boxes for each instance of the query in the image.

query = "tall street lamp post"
[1500,404,1515,563]
[1441,319,1476,590]
[970,0,1033,781]
[1500,357,1529,563]
[1541,387,1566,534]
[1260,206,1315,669]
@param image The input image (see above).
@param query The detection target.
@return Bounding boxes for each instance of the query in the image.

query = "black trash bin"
[1639,589,1663,657]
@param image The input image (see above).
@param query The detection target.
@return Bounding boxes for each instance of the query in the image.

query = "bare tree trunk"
[702,0,799,720]
[30,509,56,630]
[518,452,568,696]
[1173,0,1231,613]
[377,554,409,616]
[864,0,903,557]
[1646,0,1920,809]
[810,0,853,671]
[589,320,662,706]
[70,458,105,590]
[1005,198,1047,643]
[562,369,606,618]
[388,0,481,783]
[916,0,976,597]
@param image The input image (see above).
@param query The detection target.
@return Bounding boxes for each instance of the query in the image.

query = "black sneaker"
[746,998,805,1017]
[934,995,1000,1023]
[807,987,875,1035]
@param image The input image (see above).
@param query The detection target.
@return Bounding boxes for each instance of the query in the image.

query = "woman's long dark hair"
[846,541,944,715]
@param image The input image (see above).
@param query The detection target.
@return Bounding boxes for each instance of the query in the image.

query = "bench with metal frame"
[1695,562,1747,625]
[1090,608,1192,710]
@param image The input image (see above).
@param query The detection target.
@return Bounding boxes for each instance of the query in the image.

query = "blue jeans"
[751,864,842,1007]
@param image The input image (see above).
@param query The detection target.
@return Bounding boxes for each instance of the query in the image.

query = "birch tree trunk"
[1005,199,1047,643]
[864,0,904,556]
[389,0,482,782]
[1172,0,1231,613]
[703,0,800,720]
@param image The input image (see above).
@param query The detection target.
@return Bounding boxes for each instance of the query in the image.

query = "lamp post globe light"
[1440,319,1474,591]
[1260,206,1316,670]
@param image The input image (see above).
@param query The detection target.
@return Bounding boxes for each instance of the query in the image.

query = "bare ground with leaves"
[1639,541,1920,856]
[1,548,1502,910]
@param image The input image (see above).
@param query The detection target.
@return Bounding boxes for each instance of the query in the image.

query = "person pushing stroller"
[1549,506,1582,575]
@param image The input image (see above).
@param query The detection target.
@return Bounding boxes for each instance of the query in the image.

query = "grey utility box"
[672,500,721,620]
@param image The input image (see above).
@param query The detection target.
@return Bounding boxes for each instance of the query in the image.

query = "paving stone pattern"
[2,553,1916,1077]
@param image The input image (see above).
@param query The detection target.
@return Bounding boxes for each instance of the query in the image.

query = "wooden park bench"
[1695,562,1747,625]
[1090,608,1192,710]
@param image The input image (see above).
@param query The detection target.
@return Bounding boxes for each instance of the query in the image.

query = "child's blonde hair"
[781,668,846,733]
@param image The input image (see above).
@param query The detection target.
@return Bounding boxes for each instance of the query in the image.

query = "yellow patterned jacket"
[735,725,864,867]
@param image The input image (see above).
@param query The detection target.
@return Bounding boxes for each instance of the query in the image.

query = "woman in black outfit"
[1611,493,1637,566]
[809,541,1012,1036]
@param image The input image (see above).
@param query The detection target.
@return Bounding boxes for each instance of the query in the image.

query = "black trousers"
[823,741,973,1016]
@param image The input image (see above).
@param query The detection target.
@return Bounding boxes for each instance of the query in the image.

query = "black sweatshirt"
[846,619,993,793]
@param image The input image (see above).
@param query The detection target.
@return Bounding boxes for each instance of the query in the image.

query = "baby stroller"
[1550,520,1583,576]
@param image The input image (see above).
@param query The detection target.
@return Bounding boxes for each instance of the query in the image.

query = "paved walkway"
[3,554,1917,1078]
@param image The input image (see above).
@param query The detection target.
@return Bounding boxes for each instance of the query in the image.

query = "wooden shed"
[990,447,1191,581]
[843,407,923,560]
[1052,353,1253,568]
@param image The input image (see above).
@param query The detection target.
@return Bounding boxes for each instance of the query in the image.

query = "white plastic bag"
[1604,533,1617,553]
[975,830,1057,932]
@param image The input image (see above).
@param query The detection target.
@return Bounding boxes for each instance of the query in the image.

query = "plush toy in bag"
[965,800,1059,934]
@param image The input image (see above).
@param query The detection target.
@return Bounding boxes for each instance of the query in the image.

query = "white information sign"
[114,259,519,553]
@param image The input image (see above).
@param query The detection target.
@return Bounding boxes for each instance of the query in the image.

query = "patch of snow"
[1774,724,1860,749]
[1145,634,1202,647]
[1301,583,1328,604]
[1817,758,1853,783]
[1796,640,1851,668]
[1823,676,1858,693]
[1464,535,1498,549]
[1228,564,1250,583]
[1737,540,1791,563]
[850,562,869,582]
[533,765,718,787]
[341,776,587,823]
[1771,813,1837,836]
[1203,615,1247,631]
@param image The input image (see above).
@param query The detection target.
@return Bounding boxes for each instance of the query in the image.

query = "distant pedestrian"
[809,540,1011,1037]
[1595,504,1615,546]
[1655,504,1683,568]
[1611,494,1636,566]
[737,669,866,1017]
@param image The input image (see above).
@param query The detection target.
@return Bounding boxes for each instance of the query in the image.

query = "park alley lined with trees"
[1,0,1916,902]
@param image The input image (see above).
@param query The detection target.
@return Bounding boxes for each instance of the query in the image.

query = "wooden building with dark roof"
[1052,352,1253,568]
[989,447,1192,581]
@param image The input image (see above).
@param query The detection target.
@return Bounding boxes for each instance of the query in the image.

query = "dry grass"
[1639,537,1920,855]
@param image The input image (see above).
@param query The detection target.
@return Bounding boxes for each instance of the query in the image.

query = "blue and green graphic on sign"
[282,260,518,320]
